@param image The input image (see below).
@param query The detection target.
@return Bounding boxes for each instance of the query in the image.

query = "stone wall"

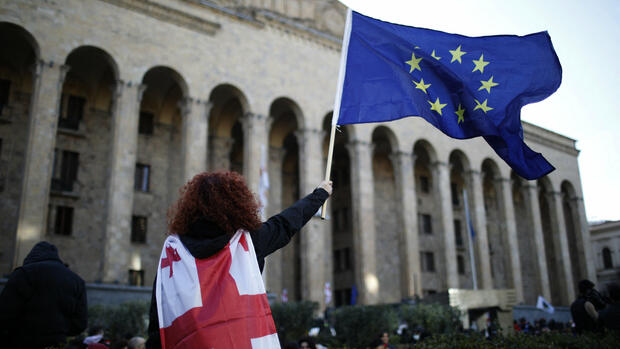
[0,0,595,308]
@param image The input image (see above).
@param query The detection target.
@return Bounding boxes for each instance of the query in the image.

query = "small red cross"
[161,245,181,278]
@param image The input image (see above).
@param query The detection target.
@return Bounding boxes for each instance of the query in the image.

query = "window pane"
[603,248,613,269]
[55,206,73,236]
[139,111,154,135]
[131,216,147,243]
[454,220,463,246]
[135,164,150,192]
[451,182,459,206]
[142,166,149,191]
[0,79,10,113]
[128,269,144,286]
[423,214,432,234]
[420,176,429,193]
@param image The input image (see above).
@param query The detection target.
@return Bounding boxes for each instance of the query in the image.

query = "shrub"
[271,300,318,344]
[399,303,461,335]
[330,304,398,349]
[416,332,620,349]
[88,300,149,348]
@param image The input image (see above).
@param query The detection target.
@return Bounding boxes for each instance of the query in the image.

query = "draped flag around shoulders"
[155,232,279,349]
[334,10,562,180]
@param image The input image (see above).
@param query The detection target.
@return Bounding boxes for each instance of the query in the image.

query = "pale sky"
[339,0,620,222]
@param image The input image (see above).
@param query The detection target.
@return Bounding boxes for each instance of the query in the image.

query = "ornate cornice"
[522,122,580,157]
[254,9,342,51]
[98,0,221,36]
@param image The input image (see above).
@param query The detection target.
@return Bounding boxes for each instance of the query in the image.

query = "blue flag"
[334,10,562,180]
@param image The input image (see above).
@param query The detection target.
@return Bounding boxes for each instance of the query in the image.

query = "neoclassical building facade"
[0,0,595,309]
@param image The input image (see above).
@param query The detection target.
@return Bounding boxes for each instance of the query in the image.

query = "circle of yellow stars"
[405,44,500,125]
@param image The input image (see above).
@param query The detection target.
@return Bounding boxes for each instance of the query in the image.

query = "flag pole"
[321,126,336,219]
[463,188,478,290]
[321,8,352,219]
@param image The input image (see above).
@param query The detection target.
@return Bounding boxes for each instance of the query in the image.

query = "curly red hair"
[167,171,262,236]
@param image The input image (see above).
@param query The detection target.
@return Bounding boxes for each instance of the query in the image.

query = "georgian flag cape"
[155,231,280,348]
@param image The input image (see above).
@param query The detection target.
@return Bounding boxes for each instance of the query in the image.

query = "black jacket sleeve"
[68,278,88,335]
[250,188,329,271]
[0,268,31,339]
[145,277,161,349]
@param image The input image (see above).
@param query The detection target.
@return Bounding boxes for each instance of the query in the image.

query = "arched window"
[603,247,613,269]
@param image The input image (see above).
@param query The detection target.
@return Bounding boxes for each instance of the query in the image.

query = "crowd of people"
[570,279,620,334]
[2,170,620,348]
[513,318,573,335]
[0,171,333,349]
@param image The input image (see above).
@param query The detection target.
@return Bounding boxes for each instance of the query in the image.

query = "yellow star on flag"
[472,54,489,73]
[405,52,423,72]
[455,104,466,124]
[479,76,499,93]
[474,99,494,114]
[431,49,441,60]
[449,45,466,63]
[428,97,447,115]
[413,78,431,94]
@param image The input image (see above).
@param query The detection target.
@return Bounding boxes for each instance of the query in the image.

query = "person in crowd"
[518,318,531,334]
[298,336,316,349]
[375,331,396,349]
[599,282,620,333]
[571,279,603,334]
[282,342,299,349]
[411,326,428,344]
[127,336,146,349]
[83,326,105,347]
[0,241,87,348]
[146,171,332,348]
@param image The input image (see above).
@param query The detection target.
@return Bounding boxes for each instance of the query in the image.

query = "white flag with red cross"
[155,231,280,349]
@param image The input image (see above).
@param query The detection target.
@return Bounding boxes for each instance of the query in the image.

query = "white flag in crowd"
[536,295,554,314]
[324,282,332,305]
[258,144,269,220]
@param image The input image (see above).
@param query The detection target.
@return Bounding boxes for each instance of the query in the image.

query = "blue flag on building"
[333,10,562,180]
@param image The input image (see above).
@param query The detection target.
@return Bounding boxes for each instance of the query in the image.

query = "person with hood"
[0,241,88,348]
[146,171,332,348]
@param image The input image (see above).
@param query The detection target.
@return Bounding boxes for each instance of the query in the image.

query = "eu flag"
[335,10,562,180]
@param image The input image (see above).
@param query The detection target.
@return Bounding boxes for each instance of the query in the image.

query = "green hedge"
[399,303,461,335]
[88,300,150,347]
[417,332,620,349]
[330,304,399,349]
[270,300,318,344]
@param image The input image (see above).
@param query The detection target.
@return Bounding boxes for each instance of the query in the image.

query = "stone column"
[180,98,211,182]
[525,184,551,301]
[467,170,493,289]
[573,196,597,282]
[550,191,576,303]
[498,178,524,302]
[346,140,378,304]
[297,128,328,310]
[101,80,146,282]
[208,136,234,171]
[14,60,70,267]
[241,112,268,193]
[434,161,458,289]
[391,151,422,297]
[263,146,286,294]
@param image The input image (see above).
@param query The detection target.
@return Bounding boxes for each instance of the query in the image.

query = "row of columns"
[12,60,333,309]
[346,143,588,305]
[13,59,590,306]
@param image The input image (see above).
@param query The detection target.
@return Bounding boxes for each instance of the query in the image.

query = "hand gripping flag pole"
[321,8,352,219]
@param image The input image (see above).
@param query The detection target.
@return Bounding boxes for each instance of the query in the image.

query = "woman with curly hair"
[146,171,332,349]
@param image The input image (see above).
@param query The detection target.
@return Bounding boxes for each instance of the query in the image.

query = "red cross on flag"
[155,231,279,348]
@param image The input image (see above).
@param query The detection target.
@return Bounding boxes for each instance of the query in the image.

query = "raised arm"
[251,181,332,270]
